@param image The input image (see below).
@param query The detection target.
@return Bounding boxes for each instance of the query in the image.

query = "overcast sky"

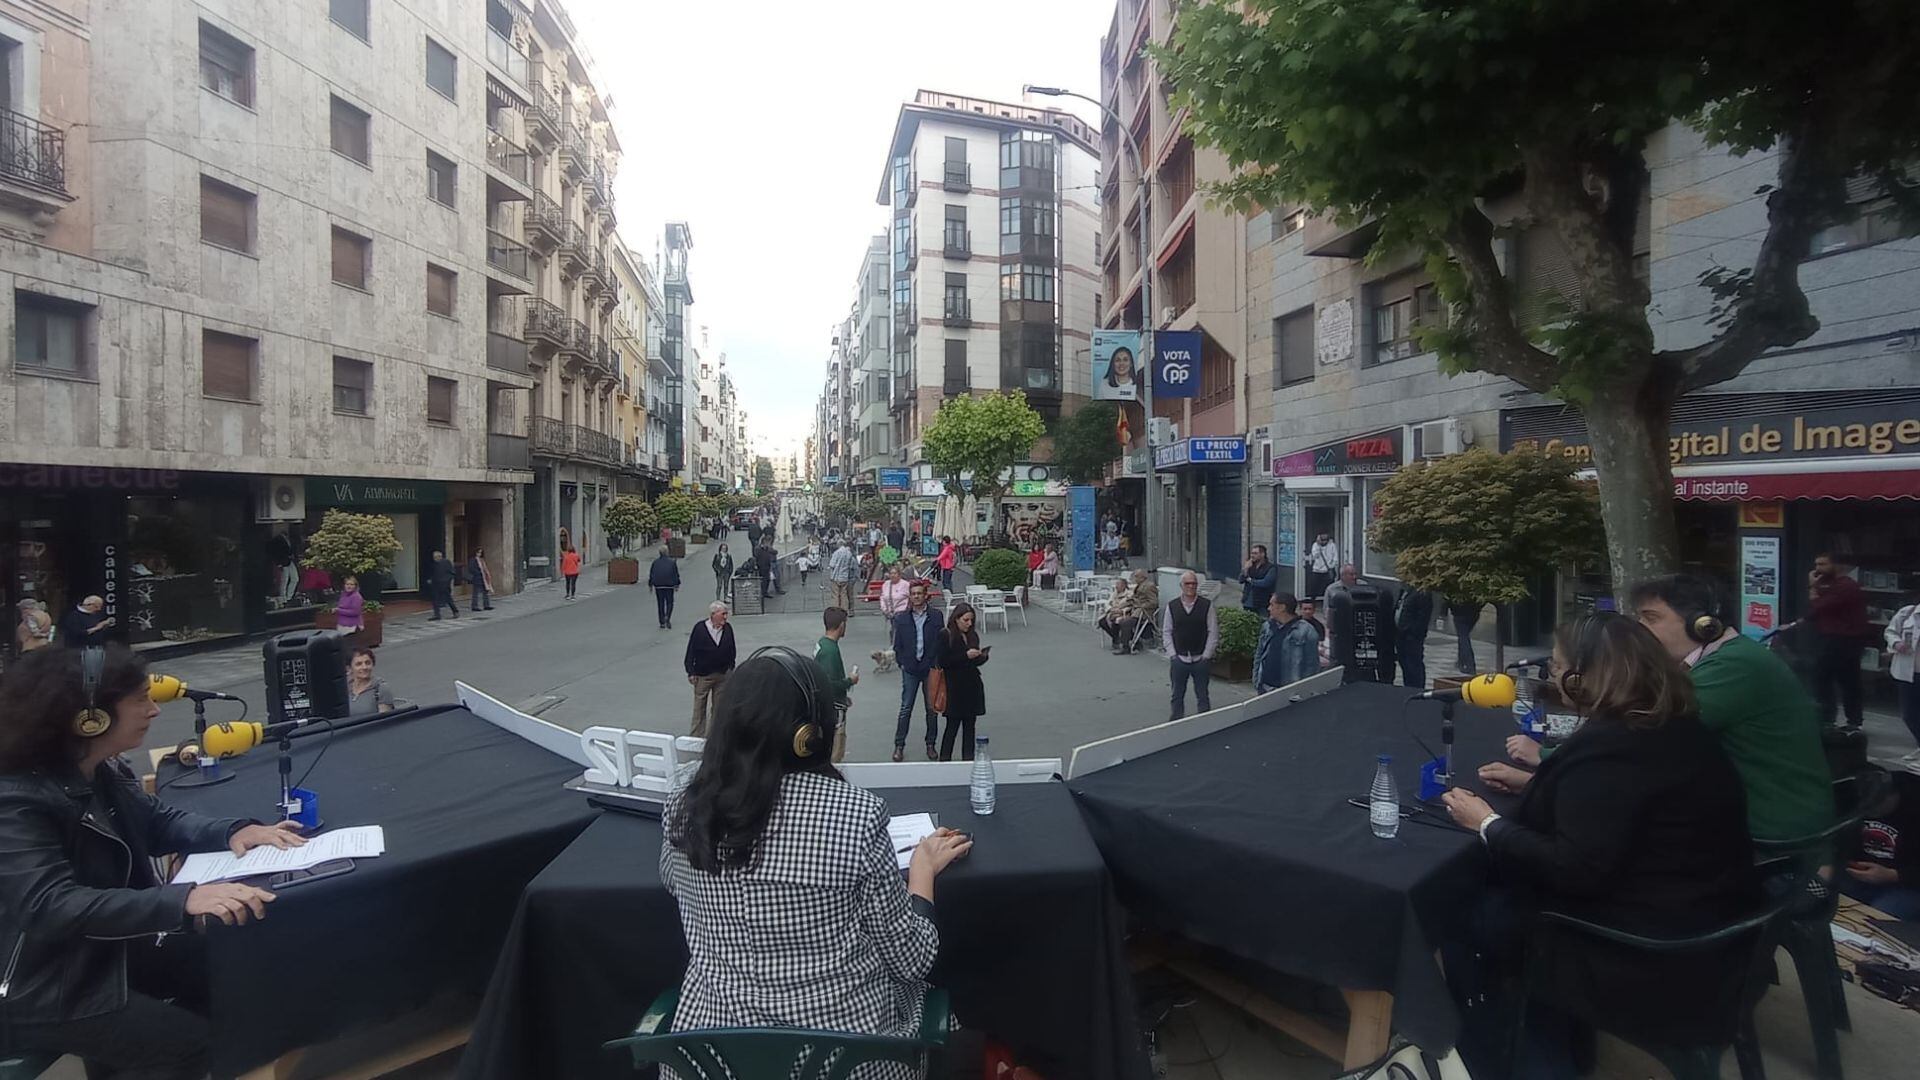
[568,0,1115,462]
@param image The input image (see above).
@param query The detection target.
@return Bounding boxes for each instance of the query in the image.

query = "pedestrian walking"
[828,539,858,611]
[560,543,582,600]
[466,548,496,611]
[1396,584,1433,689]
[1306,532,1340,600]
[1161,570,1217,720]
[757,538,783,599]
[684,601,735,737]
[797,539,819,587]
[878,563,912,621]
[747,521,763,550]
[813,606,859,763]
[890,580,944,762]
[887,520,905,555]
[1239,545,1279,613]
[937,602,990,761]
[711,543,735,603]
[1254,592,1321,693]
[427,551,460,620]
[936,536,957,594]
[1809,553,1871,729]
[649,546,682,629]
[1887,596,1920,761]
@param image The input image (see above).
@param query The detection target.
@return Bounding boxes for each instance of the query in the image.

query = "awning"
[1673,469,1920,501]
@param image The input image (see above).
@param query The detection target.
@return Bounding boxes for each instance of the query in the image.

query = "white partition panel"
[1066,668,1345,779]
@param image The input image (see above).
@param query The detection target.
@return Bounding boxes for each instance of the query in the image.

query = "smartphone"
[265,859,356,890]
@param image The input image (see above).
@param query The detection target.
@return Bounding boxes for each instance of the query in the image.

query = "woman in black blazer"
[936,602,990,761]
[1442,612,1759,1077]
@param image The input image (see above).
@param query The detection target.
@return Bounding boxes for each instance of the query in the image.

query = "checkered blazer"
[662,771,939,1065]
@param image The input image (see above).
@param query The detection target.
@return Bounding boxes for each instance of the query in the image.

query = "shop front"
[1270,427,1406,596]
[1155,437,1249,581]
[304,476,449,597]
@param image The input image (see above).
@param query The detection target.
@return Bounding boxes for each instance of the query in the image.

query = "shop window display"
[125,497,245,647]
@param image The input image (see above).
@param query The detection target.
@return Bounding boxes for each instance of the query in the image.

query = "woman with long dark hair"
[663,649,971,1055]
[937,602,990,761]
[0,645,304,1078]
[1441,612,1758,1077]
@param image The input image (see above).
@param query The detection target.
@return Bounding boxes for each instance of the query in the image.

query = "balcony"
[0,109,72,222]
[558,222,589,278]
[580,246,608,293]
[486,330,530,377]
[582,164,604,209]
[485,229,530,281]
[487,432,531,471]
[595,336,617,379]
[485,131,532,190]
[559,126,590,180]
[527,82,562,147]
[529,415,571,457]
[561,318,592,363]
[524,191,565,249]
[942,297,972,327]
[902,165,919,206]
[943,230,971,259]
[598,266,621,313]
[485,27,528,88]
[1302,212,1382,259]
[941,161,971,192]
[522,297,570,349]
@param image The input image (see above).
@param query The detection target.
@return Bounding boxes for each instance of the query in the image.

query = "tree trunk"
[1583,380,1681,598]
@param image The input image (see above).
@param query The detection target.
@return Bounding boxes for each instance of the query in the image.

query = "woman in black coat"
[1441,612,1759,1077]
[936,602,990,761]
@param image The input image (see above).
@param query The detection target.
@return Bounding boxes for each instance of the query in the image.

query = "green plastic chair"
[1514,894,1789,1080]
[0,1053,59,1080]
[604,985,951,1080]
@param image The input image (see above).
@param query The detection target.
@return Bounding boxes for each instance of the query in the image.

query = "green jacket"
[1690,634,1832,842]
[814,635,854,705]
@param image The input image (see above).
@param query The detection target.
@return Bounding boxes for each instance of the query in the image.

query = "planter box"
[607,557,640,585]
[1210,655,1253,683]
[691,533,709,544]
[667,537,687,558]
[316,607,384,649]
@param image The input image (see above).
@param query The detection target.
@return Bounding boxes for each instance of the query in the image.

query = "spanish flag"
[1116,405,1131,447]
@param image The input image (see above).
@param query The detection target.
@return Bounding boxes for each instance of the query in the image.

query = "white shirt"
[705,619,727,645]
[1309,541,1340,574]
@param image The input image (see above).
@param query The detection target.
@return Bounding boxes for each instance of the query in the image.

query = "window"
[13,291,89,376]
[1511,225,1582,327]
[998,197,1055,256]
[329,0,369,42]
[201,330,255,401]
[332,356,372,415]
[999,130,1057,189]
[999,263,1055,303]
[425,38,457,100]
[944,136,967,166]
[943,204,967,251]
[1369,272,1442,366]
[198,21,253,107]
[426,264,456,316]
[943,272,968,321]
[199,175,254,253]
[1811,175,1918,255]
[329,95,371,166]
[943,338,968,391]
[426,151,456,207]
[1273,209,1306,241]
[1275,307,1315,386]
[330,226,370,289]
[427,376,456,425]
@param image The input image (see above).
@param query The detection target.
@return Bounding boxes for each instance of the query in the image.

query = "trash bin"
[1156,566,1186,603]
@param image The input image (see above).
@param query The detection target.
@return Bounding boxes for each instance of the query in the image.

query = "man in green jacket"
[813,606,859,763]
[1497,575,1832,843]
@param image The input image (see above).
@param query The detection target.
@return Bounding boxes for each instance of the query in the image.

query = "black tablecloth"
[1069,682,1512,1052]
[161,705,598,1077]
[458,783,1150,1080]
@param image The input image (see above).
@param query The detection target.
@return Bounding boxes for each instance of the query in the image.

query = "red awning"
[1673,470,1920,502]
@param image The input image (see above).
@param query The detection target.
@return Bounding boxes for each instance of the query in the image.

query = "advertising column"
[1739,533,1783,639]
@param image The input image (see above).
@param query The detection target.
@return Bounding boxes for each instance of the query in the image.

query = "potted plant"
[304,509,401,643]
[1212,606,1263,683]
[654,492,697,558]
[968,547,1027,601]
[601,496,655,585]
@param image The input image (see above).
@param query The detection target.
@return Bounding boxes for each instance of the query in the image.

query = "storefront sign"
[1739,535,1782,638]
[307,477,447,507]
[823,473,842,486]
[1010,479,1068,497]
[1275,491,1298,568]
[878,468,912,493]
[1154,330,1202,399]
[0,464,180,491]
[1674,470,1920,502]
[99,543,118,621]
[1505,396,1920,467]
[1273,428,1405,477]
[1154,437,1247,469]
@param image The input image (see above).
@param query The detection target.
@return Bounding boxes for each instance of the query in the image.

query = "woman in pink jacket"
[877,563,912,621]
[936,537,958,593]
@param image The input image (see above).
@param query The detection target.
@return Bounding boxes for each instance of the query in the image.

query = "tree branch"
[1439,207,1563,393]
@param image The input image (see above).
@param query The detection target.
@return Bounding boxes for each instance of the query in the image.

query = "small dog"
[869,649,897,673]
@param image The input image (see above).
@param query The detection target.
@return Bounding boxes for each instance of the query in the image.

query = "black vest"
[1168,596,1211,656]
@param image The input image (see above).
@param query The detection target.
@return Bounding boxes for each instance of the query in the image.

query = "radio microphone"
[201,719,305,759]
[149,675,244,704]
[1409,673,1518,709]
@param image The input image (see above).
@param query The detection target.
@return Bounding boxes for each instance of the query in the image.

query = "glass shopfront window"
[125,497,245,648]
[1359,478,1398,581]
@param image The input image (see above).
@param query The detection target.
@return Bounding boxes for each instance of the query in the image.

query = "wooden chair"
[605,985,951,1080]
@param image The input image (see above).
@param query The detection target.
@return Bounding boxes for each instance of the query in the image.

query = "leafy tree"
[922,391,1046,527]
[601,496,656,556]
[1051,401,1121,485]
[753,456,775,493]
[820,492,854,523]
[653,492,698,532]
[303,510,401,580]
[1162,0,1918,591]
[1370,449,1603,611]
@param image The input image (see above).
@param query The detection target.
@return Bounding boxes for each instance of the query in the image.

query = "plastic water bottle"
[1369,754,1400,839]
[969,736,996,816]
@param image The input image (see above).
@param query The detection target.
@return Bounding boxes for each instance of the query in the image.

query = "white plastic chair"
[1000,587,1027,627]
[1061,574,1089,609]
[975,589,1009,632]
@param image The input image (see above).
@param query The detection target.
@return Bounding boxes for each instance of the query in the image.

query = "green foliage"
[1051,401,1121,485]
[1370,449,1603,605]
[302,509,401,578]
[653,492,698,531]
[753,456,775,493]
[969,548,1027,591]
[820,492,854,521]
[922,392,1046,503]
[1217,607,1264,660]
[601,497,656,555]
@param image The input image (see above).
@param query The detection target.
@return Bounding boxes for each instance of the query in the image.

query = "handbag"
[1337,1039,1472,1080]
[926,667,948,714]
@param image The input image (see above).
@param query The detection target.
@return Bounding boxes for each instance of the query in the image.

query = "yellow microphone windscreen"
[149,674,189,703]
[1461,673,1518,709]
[202,722,265,759]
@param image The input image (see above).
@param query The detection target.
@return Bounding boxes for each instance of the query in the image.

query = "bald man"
[1161,571,1218,720]
[59,595,115,648]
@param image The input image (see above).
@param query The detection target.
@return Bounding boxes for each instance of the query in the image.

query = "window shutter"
[202,331,254,400]
[427,265,456,315]
[331,228,367,288]
[330,97,369,163]
[428,376,456,424]
[200,177,251,251]
[1278,308,1315,385]
[1516,226,1583,325]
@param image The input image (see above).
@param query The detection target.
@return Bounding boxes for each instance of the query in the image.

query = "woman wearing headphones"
[1440,613,1758,1078]
[0,645,302,1078]
[663,648,971,1061]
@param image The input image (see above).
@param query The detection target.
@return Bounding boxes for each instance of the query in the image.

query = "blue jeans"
[1839,873,1920,920]
[1169,658,1211,720]
[1399,631,1427,689]
[894,668,936,749]
[940,568,954,592]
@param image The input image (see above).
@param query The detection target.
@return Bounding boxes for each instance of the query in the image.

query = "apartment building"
[0,0,565,653]
[1097,0,1250,579]
[877,90,1101,535]
[846,236,892,483]
[820,312,855,487]
[686,332,725,493]
[609,241,676,499]
[661,220,692,484]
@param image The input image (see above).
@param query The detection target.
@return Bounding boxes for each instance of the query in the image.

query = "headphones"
[749,646,832,759]
[1556,611,1625,706]
[1679,582,1727,645]
[73,646,112,738]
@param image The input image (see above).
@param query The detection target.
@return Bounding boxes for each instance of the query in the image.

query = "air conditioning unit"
[1411,418,1469,459]
[256,476,306,522]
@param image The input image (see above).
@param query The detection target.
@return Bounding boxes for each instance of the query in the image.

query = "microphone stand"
[278,731,296,822]
[193,697,207,737]
[1438,699,1456,787]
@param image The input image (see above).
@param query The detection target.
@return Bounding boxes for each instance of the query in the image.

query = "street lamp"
[1024,84,1159,571]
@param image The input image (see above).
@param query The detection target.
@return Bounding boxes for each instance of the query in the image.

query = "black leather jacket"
[0,759,249,1022]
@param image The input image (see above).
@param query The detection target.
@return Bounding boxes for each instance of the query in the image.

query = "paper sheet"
[172,825,386,885]
[887,813,937,871]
